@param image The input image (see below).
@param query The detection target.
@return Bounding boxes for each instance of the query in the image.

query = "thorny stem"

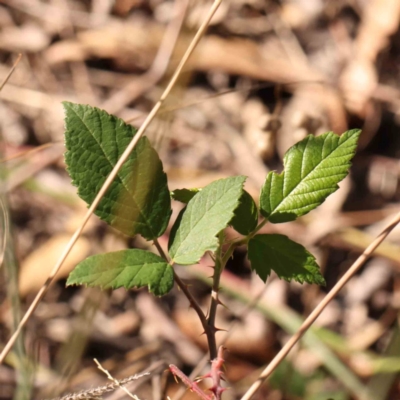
[240,212,400,400]
[170,365,211,400]
[170,346,226,400]
[205,217,270,359]
[207,346,227,399]
[173,271,209,330]
[167,212,268,360]
[153,238,168,261]
[48,372,149,400]
[158,179,269,371]
[207,232,225,360]
[0,0,223,366]
[171,289,267,400]
[205,215,269,357]
[153,239,214,356]
[206,233,224,359]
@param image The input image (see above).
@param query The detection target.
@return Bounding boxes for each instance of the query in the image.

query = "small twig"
[170,346,227,400]
[173,271,209,333]
[153,238,208,327]
[94,359,140,400]
[106,361,166,400]
[0,53,21,92]
[240,210,400,400]
[151,363,162,400]
[101,0,189,114]
[124,80,323,124]
[0,197,9,268]
[0,0,222,366]
[153,237,217,360]
[0,141,61,164]
[172,286,267,400]
[56,0,97,105]
[206,233,224,359]
[48,371,149,400]
[200,217,271,358]
[6,144,64,191]
[198,346,227,400]
[169,365,211,400]
[153,238,169,261]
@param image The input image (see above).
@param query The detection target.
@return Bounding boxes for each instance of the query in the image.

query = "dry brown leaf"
[339,0,400,115]
[44,20,347,132]
[242,99,275,161]
[19,234,91,296]
[0,23,50,52]
[45,21,316,84]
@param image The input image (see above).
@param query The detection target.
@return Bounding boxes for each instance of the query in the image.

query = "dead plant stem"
[172,286,267,400]
[101,0,188,114]
[0,54,21,92]
[0,0,222,365]
[240,211,400,400]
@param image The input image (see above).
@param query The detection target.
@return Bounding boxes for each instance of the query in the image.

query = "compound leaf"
[260,130,361,223]
[230,190,258,235]
[169,176,246,265]
[64,102,171,240]
[67,249,173,296]
[248,234,325,285]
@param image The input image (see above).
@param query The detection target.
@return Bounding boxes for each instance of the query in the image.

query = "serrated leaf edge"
[262,129,360,218]
[63,101,170,239]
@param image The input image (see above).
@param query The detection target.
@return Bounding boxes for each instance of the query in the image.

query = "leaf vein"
[68,106,156,238]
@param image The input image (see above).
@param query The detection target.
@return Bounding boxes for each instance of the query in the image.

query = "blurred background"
[1,0,400,399]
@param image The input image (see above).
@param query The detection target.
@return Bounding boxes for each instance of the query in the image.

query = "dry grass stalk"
[0,53,21,92]
[240,210,400,400]
[48,371,149,400]
[0,0,222,366]
[94,358,141,400]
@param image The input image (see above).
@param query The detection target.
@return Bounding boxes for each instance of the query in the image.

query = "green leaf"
[230,190,258,235]
[171,188,201,204]
[248,234,325,285]
[169,176,246,265]
[63,102,171,240]
[168,206,185,250]
[67,249,173,296]
[260,130,361,223]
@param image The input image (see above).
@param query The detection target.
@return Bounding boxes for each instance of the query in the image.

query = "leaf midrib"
[271,134,355,214]
[172,180,241,260]
[69,105,156,238]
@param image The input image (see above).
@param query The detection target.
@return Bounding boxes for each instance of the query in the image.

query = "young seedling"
[63,102,360,398]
